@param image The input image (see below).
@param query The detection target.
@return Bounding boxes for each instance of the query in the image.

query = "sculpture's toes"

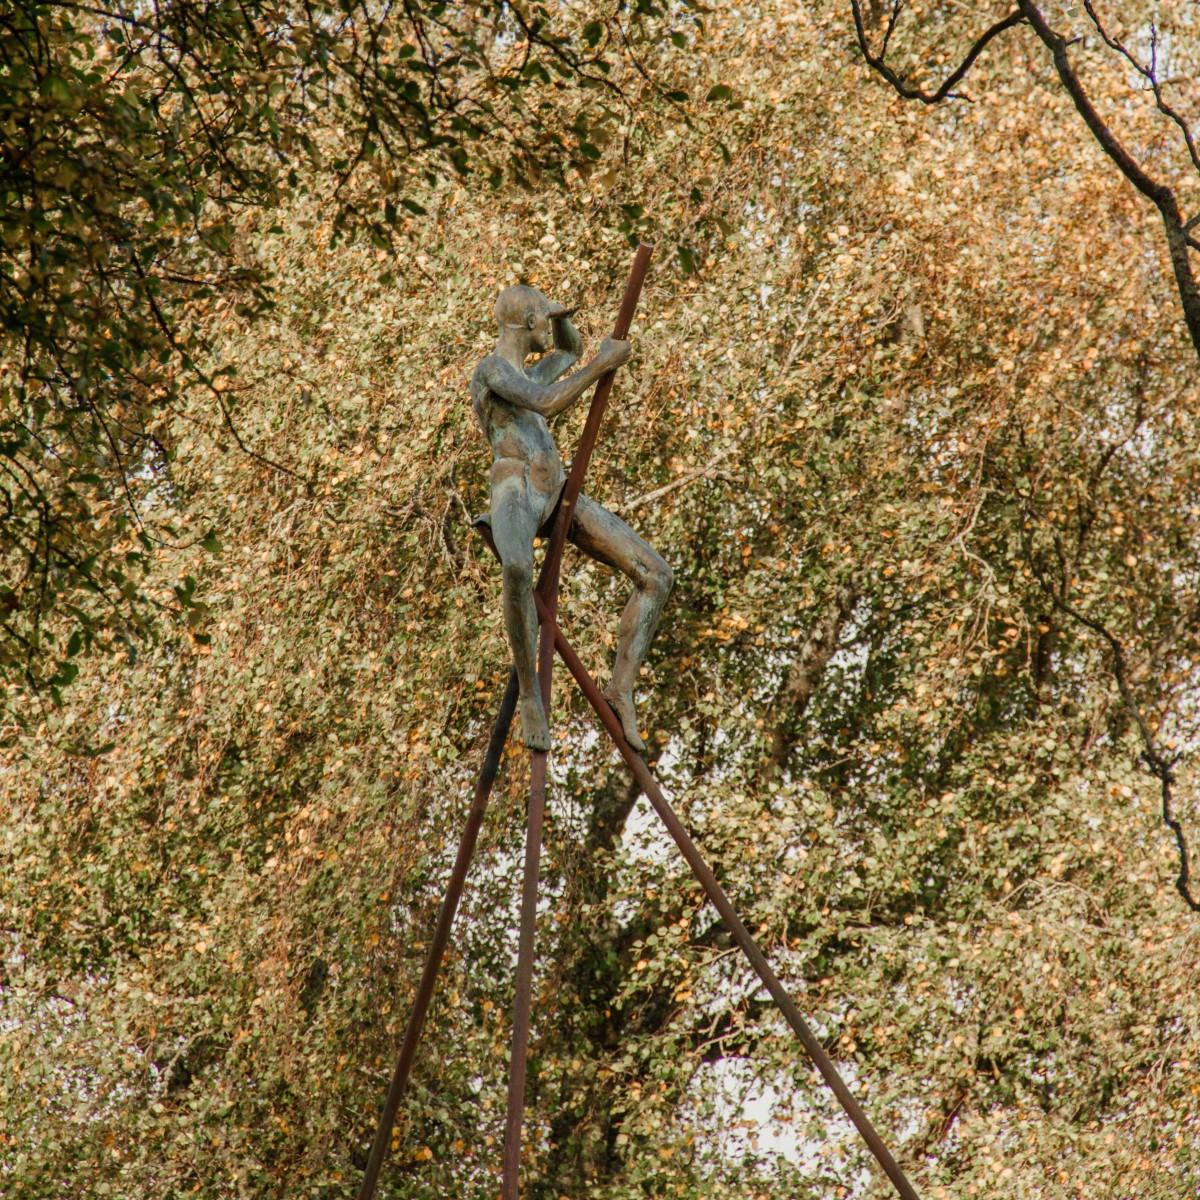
[604,689,646,752]
[520,695,551,752]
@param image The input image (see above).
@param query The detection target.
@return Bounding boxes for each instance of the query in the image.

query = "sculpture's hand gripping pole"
[539,242,654,593]
[356,245,654,1200]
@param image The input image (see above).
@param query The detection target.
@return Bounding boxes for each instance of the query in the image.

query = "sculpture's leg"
[502,489,564,1200]
[569,494,672,751]
[491,466,551,750]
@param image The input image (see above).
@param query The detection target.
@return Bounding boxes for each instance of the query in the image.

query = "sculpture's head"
[495,284,571,355]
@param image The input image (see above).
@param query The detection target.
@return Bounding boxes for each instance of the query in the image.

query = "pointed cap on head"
[495,284,573,328]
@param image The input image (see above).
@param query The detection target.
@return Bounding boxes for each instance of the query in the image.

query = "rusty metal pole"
[358,245,652,1200]
[356,671,519,1200]
[501,243,654,1200]
[532,592,922,1200]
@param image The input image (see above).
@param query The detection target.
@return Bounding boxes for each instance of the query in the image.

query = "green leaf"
[42,74,74,105]
[521,61,552,85]
[51,661,79,688]
[75,739,116,757]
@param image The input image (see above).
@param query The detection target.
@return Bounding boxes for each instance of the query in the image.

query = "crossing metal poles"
[357,243,922,1200]
[501,243,653,1200]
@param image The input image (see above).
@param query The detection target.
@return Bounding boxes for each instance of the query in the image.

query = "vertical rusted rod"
[539,604,922,1200]
[500,623,553,1195]
[500,243,654,1200]
[357,670,520,1200]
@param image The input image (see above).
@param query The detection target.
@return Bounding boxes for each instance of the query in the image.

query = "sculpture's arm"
[480,338,629,418]
[529,315,583,385]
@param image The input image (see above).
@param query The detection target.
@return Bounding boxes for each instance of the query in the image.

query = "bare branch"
[769,572,864,771]
[1016,1,1200,356]
[1018,422,1199,913]
[1049,595,1199,913]
[850,1,1025,103]
[851,0,1200,359]
[1081,4,1200,176]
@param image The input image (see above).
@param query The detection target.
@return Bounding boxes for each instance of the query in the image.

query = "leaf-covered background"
[3,2,1199,1198]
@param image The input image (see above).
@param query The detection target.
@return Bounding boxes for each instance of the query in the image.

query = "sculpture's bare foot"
[604,688,646,752]
[520,694,551,752]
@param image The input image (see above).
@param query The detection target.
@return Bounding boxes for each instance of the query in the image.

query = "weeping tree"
[2,3,1199,1199]
[0,0,694,716]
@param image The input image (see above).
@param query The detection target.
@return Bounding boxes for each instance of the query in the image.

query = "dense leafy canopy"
[851,0,1200,357]
[0,0,683,706]
[3,3,1199,1199]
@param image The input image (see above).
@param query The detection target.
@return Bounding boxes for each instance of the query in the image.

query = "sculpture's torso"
[471,356,566,514]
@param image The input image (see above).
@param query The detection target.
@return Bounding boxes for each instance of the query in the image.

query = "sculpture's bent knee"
[648,554,673,600]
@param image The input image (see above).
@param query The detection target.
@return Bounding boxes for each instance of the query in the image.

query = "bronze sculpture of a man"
[470,283,672,753]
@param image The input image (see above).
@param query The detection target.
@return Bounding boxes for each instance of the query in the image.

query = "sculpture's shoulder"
[471,353,540,416]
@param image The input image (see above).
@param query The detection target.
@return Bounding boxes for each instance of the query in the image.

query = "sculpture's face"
[527,306,554,355]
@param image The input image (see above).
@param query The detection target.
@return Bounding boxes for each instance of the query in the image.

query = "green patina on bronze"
[469,285,671,751]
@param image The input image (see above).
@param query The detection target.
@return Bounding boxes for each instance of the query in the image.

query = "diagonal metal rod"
[500,619,553,1196]
[356,670,519,1200]
[532,589,923,1200]
[464,542,922,1200]
[501,243,654,1200]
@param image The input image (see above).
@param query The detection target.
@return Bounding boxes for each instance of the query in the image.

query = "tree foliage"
[3,3,1199,1199]
[851,0,1200,358]
[0,0,686,709]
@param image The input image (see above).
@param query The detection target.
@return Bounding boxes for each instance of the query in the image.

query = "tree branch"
[850,1,1025,103]
[1016,0,1200,357]
[769,572,863,771]
[1048,594,1199,913]
[850,0,1200,360]
[1080,4,1200,176]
